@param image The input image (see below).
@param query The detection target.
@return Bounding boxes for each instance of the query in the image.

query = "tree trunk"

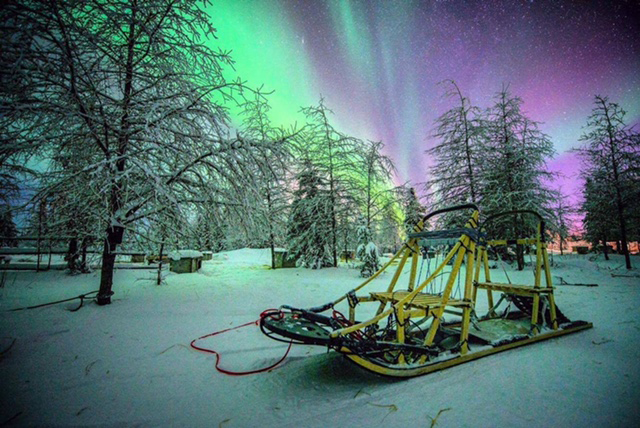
[80,238,88,273]
[330,196,337,268]
[97,226,122,305]
[97,0,135,303]
[157,240,165,286]
[516,245,525,271]
[602,237,610,261]
[270,238,275,270]
[266,190,276,270]
[67,237,78,272]
[512,216,524,271]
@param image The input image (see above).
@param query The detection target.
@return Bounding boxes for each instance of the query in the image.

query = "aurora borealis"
[208,0,640,198]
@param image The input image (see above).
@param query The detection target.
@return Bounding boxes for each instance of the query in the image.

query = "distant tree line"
[427,81,639,270]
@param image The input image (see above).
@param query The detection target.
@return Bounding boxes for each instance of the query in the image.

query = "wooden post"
[47,238,52,270]
[375,246,411,315]
[424,236,468,346]
[36,229,41,273]
[157,239,165,286]
[542,244,558,330]
[396,304,406,364]
[460,238,476,354]
[408,243,420,291]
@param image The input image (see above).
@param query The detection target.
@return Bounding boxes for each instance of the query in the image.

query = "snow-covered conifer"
[402,187,426,237]
[581,177,616,259]
[287,159,333,269]
[356,216,380,277]
[298,100,362,267]
[0,207,18,247]
[549,191,573,255]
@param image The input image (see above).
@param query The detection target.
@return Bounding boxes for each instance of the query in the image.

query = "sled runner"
[261,204,592,377]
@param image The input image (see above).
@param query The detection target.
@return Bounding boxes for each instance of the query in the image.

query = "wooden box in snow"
[274,250,297,268]
[169,250,203,274]
[340,250,355,262]
[572,246,589,254]
[131,253,146,263]
[202,251,213,261]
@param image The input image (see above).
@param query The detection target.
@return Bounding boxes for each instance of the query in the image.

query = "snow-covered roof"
[168,250,203,260]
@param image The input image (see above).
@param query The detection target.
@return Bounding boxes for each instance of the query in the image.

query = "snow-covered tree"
[287,159,333,269]
[402,186,426,236]
[377,208,403,254]
[356,216,380,277]
[239,92,294,268]
[299,99,362,267]
[481,86,556,269]
[0,206,18,247]
[1,0,267,303]
[581,176,616,260]
[357,140,397,228]
[428,80,483,208]
[550,191,573,255]
[575,95,639,269]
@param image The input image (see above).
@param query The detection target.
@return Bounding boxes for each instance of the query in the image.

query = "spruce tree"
[403,187,425,236]
[0,206,18,247]
[551,191,573,255]
[356,215,380,277]
[299,100,362,267]
[287,159,333,269]
[581,177,616,259]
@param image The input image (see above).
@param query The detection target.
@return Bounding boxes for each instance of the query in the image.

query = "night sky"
[209,0,640,201]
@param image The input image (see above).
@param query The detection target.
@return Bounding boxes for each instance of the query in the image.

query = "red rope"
[190,309,292,376]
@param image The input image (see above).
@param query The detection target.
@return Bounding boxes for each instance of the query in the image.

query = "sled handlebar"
[420,203,479,224]
[480,210,547,242]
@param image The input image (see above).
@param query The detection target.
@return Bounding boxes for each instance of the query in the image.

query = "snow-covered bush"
[356,218,379,277]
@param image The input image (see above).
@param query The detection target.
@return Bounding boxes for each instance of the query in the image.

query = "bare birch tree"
[427,80,483,208]
[576,96,639,269]
[481,86,556,270]
[1,0,266,304]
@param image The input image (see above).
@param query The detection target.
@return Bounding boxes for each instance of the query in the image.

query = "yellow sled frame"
[325,205,592,377]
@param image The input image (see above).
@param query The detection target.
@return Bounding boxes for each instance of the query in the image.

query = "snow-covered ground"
[1,249,639,427]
